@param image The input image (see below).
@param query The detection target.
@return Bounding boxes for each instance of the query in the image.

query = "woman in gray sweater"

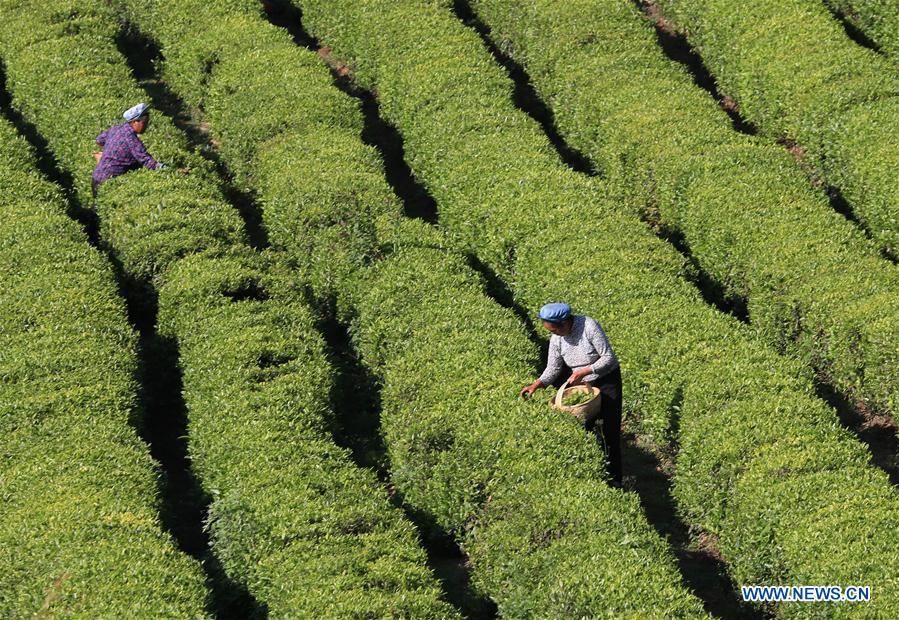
[520,303,623,487]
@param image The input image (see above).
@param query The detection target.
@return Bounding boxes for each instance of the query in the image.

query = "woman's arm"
[538,337,563,386]
[586,318,616,377]
[129,135,161,170]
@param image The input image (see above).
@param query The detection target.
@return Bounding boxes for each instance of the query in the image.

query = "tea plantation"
[1,0,896,617]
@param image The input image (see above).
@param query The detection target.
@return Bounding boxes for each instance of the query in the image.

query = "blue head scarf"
[123,102,149,122]
[538,302,571,323]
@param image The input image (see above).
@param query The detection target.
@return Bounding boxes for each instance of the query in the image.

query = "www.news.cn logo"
[741,585,871,603]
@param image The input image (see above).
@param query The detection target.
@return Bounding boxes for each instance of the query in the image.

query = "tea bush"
[0,2,452,614]
[822,0,899,58]
[466,0,898,420]
[119,0,709,614]
[291,0,899,614]
[656,0,899,257]
[355,234,709,618]
[0,118,210,617]
[157,250,456,617]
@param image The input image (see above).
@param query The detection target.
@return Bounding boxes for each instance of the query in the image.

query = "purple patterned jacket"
[92,123,161,184]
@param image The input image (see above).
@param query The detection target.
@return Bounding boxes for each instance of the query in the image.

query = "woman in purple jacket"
[92,102,166,202]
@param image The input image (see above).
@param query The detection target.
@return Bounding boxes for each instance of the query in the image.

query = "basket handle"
[554,379,570,409]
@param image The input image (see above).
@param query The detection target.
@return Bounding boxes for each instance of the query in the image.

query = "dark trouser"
[588,367,623,487]
[91,177,100,205]
[553,366,623,487]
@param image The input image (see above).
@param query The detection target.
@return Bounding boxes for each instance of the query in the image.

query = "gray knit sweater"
[538,315,619,385]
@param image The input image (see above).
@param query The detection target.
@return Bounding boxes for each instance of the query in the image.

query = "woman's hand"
[519,380,543,399]
[568,367,593,386]
[93,151,102,164]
